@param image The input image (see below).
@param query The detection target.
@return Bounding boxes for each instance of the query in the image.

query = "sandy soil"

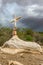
[0,47,43,65]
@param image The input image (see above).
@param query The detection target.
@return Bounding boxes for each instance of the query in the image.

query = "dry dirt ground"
[0,47,43,65]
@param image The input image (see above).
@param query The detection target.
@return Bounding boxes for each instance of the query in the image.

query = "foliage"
[0,27,12,46]
[17,28,43,45]
[0,27,43,46]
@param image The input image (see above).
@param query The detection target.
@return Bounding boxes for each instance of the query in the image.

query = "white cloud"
[0,3,25,25]
[1,3,43,26]
[4,3,24,16]
[26,4,43,17]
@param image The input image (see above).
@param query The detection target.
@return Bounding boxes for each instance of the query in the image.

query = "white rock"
[2,35,42,53]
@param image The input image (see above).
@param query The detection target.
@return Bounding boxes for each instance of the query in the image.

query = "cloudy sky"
[0,0,43,31]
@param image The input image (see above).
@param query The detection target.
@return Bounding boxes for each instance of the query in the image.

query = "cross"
[10,16,22,36]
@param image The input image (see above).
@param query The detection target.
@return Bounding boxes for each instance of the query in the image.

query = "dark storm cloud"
[21,17,43,31]
[3,0,43,6]
[3,0,31,5]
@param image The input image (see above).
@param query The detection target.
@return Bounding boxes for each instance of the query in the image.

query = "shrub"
[26,35,33,41]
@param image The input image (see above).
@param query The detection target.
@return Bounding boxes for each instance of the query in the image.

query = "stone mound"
[2,35,42,52]
[2,43,16,49]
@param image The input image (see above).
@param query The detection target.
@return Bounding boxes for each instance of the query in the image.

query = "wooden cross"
[11,16,22,36]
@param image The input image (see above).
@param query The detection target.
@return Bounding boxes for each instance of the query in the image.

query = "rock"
[0,64,1,65]
[9,60,23,65]
[2,35,42,53]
